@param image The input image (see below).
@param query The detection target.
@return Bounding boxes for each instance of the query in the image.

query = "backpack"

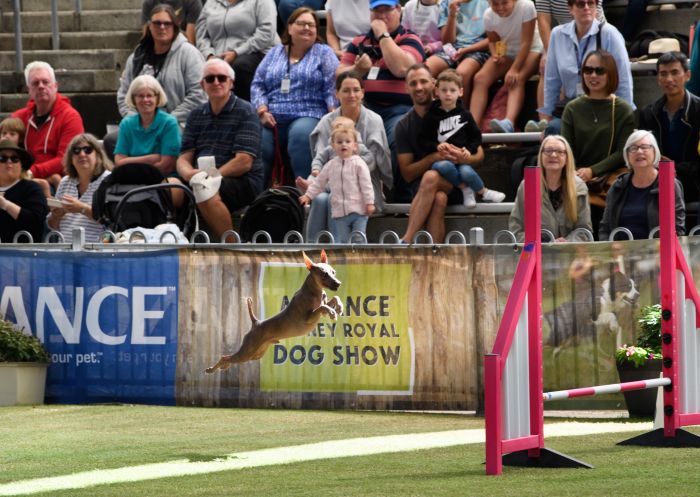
[628,29,689,59]
[238,186,305,242]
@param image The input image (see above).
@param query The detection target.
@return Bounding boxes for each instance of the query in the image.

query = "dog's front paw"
[205,366,216,374]
[326,307,338,321]
[328,296,343,316]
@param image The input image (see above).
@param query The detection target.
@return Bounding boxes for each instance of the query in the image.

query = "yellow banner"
[259,262,413,393]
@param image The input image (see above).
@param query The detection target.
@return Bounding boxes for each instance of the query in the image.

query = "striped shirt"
[54,171,111,243]
[250,43,339,125]
[341,26,425,107]
[181,93,264,192]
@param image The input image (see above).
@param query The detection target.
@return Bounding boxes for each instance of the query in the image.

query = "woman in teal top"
[114,74,182,176]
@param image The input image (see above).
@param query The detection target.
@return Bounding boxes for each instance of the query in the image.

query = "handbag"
[270,125,294,188]
[585,96,625,208]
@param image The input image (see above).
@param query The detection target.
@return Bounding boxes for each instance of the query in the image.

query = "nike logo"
[437,115,467,143]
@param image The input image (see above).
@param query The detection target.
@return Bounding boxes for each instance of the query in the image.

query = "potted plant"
[0,317,51,406]
[615,304,663,416]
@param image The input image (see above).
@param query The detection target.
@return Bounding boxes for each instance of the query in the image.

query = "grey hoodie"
[117,33,206,123]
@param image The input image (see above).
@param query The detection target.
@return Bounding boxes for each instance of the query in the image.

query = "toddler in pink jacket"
[299,125,375,243]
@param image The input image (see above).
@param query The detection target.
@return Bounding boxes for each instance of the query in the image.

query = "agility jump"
[484,160,700,476]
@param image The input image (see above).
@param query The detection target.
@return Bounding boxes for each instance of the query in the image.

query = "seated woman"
[196,0,279,102]
[510,135,592,242]
[324,0,370,58]
[114,75,181,175]
[251,7,339,185]
[599,130,685,241]
[0,140,48,243]
[47,134,112,243]
[304,71,391,241]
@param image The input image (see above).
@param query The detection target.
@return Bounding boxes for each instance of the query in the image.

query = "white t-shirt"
[326,0,371,51]
[483,0,543,57]
[402,0,442,53]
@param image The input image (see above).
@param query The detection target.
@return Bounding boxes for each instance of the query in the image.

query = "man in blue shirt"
[177,58,264,240]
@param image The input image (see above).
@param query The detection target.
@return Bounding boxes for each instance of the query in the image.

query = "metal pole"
[51,0,60,50]
[75,0,83,14]
[12,0,23,73]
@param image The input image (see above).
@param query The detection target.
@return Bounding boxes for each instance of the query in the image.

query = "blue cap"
[369,0,400,9]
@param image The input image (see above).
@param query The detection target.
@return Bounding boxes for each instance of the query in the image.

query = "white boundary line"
[0,421,651,496]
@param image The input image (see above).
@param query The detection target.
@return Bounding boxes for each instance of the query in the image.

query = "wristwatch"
[379,32,391,40]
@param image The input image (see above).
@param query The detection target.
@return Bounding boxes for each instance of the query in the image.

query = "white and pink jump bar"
[484,160,700,476]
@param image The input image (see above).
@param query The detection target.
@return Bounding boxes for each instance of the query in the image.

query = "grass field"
[2,405,700,497]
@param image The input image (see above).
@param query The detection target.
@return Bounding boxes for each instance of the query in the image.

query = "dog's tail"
[247,298,260,325]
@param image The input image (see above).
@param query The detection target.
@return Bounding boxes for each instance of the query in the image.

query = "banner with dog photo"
[257,261,414,394]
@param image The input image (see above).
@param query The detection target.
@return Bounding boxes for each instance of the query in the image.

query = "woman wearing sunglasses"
[509,134,592,242]
[251,7,339,185]
[0,140,48,243]
[47,134,112,243]
[599,130,685,241]
[560,50,635,219]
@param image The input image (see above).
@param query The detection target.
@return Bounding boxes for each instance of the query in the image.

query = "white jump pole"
[543,378,671,402]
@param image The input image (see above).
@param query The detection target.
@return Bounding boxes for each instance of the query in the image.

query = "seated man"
[397,64,484,244]
[176,59,264,241]
[11,61,84,190]
[638,51,700,204]
[337,0,425,201]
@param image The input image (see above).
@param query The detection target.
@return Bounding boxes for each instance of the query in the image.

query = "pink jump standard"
[484,160,700,476]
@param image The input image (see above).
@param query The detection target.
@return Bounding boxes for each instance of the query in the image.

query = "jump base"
[502,447,593,469]
[618,428,700,447]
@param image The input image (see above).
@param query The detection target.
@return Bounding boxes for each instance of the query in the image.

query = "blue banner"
[0,250,179,405]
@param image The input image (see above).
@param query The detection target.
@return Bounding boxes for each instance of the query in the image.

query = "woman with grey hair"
[598,129,685,241]
[47,133,112,242]
[114,74,181,175]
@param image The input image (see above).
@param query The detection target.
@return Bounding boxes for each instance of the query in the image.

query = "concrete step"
[0,48,132,71]
[0,69,119,93]
[0,30,141,51]
[1,10,140,33]
[0,0,142,10]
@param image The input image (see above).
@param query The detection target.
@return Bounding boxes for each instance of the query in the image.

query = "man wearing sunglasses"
[11,61,84,186]
[177,59,264,241]
[638,51,700,204]
[539,0,632,134]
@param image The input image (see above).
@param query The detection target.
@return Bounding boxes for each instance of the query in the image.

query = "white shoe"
[461,187,476,208]
[481,189,506,203]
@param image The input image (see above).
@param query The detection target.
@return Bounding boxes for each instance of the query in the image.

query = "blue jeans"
[304,191,332,242]
[331,212,368,243]
[277,0,325,22]
[544,117,562,137]
[365,101,412,202]
[262,117,319,187]
[431,160,484,191]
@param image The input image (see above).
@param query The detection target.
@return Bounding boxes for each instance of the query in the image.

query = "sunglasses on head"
[0,155,21,164]
[72,145,94,155]
[582,65,606,75]
[203,74,229,84]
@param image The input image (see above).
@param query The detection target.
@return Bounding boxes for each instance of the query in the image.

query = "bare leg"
[426,55,449,77]
[456,58,482,109]
[197,193,234,241]
[425,190,448,243]
[505,53,541,125]
[470,58,508,126]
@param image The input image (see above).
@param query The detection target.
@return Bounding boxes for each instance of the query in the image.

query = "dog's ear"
[303,251,313,270]
[320,249,327,264]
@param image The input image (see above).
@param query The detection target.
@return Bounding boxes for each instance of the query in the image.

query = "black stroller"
[92,163,198,239]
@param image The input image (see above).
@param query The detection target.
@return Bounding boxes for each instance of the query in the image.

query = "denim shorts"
[433,49,490,68]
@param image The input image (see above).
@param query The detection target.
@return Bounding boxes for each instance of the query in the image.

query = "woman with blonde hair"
[509,134,592,242]
[47,133,112,242]
[114,74,181,175]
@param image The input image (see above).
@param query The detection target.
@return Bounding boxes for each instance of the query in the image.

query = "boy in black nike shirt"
[421,69,505,207]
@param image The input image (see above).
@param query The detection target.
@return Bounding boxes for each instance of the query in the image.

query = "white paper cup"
[197,155,216,169]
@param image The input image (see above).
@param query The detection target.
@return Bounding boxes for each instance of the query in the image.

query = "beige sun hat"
[638,38,682,64]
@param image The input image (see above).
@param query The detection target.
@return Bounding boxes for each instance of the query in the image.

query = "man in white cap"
[176,58,264,241]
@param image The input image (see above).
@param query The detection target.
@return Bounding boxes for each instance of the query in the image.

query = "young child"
[296,116,374,193]
[0,117,25,146]
[299,126,375,243]
[425,0,491,106]
[402,0,443,57]
[469,0,543,132]
[421,69,505,207]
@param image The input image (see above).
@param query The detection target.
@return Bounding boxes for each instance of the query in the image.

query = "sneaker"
[461,187,477,208]
[524,119,540,133]
[489,118,514,133]
[481,188,506,203]
[536,118,549,131]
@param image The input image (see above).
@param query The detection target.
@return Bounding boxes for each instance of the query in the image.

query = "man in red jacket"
[11,61,84,187]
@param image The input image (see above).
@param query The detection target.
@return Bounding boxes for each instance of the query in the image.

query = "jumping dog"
[205,250,343,372]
